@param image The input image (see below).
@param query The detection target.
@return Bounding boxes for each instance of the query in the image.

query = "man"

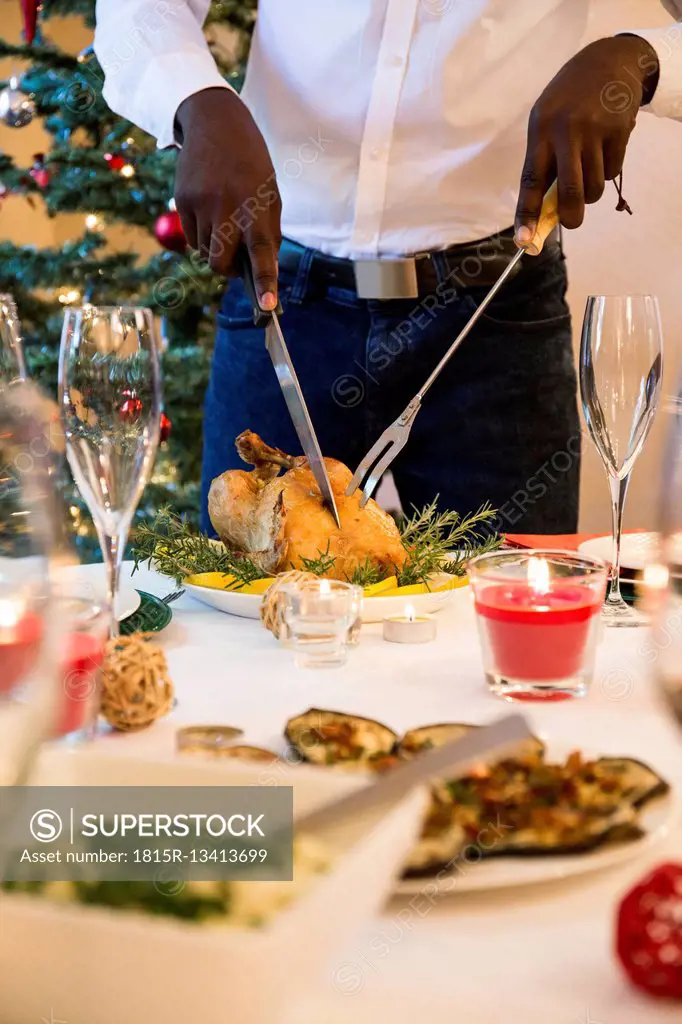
[94,2,682,534]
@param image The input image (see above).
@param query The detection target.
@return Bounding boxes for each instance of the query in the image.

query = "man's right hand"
[174,88,281,311]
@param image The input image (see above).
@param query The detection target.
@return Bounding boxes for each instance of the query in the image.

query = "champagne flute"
[59,307,162,636]
[579,295,663,627]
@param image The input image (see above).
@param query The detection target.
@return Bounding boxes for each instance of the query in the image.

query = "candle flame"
[404,603,416,623]
[0,599,21,629]
[528,557,550,596]
[319,579,331,596]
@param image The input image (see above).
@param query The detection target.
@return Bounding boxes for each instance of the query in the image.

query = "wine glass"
[0,380,63,788]
[59,307,162,636]
[0,293,28,384]
[580,295,663,626]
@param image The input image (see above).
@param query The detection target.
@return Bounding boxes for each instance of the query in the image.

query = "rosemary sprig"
[295,541,337,577]
[348,558,385,588]
[397,499,500,587]
[132,507,266,588]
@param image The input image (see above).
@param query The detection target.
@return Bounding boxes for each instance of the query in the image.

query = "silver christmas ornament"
[0,77,36,129]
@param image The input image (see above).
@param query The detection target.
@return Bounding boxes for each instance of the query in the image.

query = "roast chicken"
[208,431,407,579]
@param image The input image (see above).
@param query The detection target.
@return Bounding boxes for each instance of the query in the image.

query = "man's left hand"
[515,35,659,243]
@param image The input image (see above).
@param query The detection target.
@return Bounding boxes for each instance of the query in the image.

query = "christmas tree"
[0,0,256,557]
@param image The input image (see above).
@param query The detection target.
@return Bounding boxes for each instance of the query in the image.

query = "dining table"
[72,538,681,1024]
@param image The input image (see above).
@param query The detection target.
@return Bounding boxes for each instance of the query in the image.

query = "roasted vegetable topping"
[285,709,398,767]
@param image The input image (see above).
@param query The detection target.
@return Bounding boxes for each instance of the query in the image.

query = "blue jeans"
[202,238,580,535]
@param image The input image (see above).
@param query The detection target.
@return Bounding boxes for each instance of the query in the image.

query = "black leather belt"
[278,228,541,300]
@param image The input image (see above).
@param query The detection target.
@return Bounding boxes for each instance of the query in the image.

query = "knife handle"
[523,182,560,257]
[237,248,283,327]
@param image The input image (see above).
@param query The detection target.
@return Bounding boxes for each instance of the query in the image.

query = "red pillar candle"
[475,583,601,680]
[53,632,105,738]
[469,553,607,701]
[0,607,44,695]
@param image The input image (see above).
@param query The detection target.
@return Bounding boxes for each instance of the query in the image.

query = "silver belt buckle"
[353,258,419,300]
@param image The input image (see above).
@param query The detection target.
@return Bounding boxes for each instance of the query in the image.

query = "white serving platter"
[182,575,472,624]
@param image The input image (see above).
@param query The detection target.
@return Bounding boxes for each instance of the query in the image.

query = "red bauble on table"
[160,412,171,443]
[154,210,186,254]
[616,862,682,1000]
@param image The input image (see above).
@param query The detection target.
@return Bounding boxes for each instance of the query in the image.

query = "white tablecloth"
[88,562,681,1023]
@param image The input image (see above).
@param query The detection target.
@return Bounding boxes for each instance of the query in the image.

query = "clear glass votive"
[54,593,109,742]
[468,550,608,702]
[281,579,362,668]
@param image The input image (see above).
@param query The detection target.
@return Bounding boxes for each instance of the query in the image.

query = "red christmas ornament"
[159,412,172,443]
[119,392,143,424]
[21,0,40,44]
[154,211,187,254]
[616,862,682,1000]
[29,154,49,189]
[104,153,126,172]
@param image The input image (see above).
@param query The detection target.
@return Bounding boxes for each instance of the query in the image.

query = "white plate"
[395,746,675,896]
[56,563,141,621]
[183,578,472,623]
[578,532,659,572]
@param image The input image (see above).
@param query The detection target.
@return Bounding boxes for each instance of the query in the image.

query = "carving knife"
[239,253,341,529]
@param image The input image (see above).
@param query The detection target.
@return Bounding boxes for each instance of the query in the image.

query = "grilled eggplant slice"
[398,722,545,766]
[403,797,468,875]
[285,708,398,768]
[590,757,670,809]
[398,723,478,758]
[491,804,645,857]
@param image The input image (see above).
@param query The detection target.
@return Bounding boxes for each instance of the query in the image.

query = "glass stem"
[101,529,127,637]
[606,472,630,606]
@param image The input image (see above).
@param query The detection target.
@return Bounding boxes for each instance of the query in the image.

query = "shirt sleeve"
[94,0,236,149]
[625,2,682,119]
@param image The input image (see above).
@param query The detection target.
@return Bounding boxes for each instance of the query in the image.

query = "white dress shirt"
[94,1,682,258]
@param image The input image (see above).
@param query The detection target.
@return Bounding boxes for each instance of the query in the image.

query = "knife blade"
[295,713,533,837]
[238,252,341,529]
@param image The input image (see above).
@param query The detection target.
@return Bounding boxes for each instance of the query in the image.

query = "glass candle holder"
[468,550,608,702]
[54,593,109,742]
[281,579,362,668]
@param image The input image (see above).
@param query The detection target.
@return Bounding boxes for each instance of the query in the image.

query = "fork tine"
[358,442,402,506]
[345,429,395,497]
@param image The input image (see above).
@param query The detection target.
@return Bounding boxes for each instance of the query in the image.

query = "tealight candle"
[383,603,437,644]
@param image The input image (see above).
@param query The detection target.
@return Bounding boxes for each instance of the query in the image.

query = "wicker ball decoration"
[260,570,316,638]
[101,633,174,732]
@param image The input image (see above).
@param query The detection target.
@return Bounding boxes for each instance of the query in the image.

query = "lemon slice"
[363,576,398,597]
[184,573,274,595]
[379,576,469,598]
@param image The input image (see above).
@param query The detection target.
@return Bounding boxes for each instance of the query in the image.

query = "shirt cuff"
[625,26,682,118]
[102,54,237,150]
